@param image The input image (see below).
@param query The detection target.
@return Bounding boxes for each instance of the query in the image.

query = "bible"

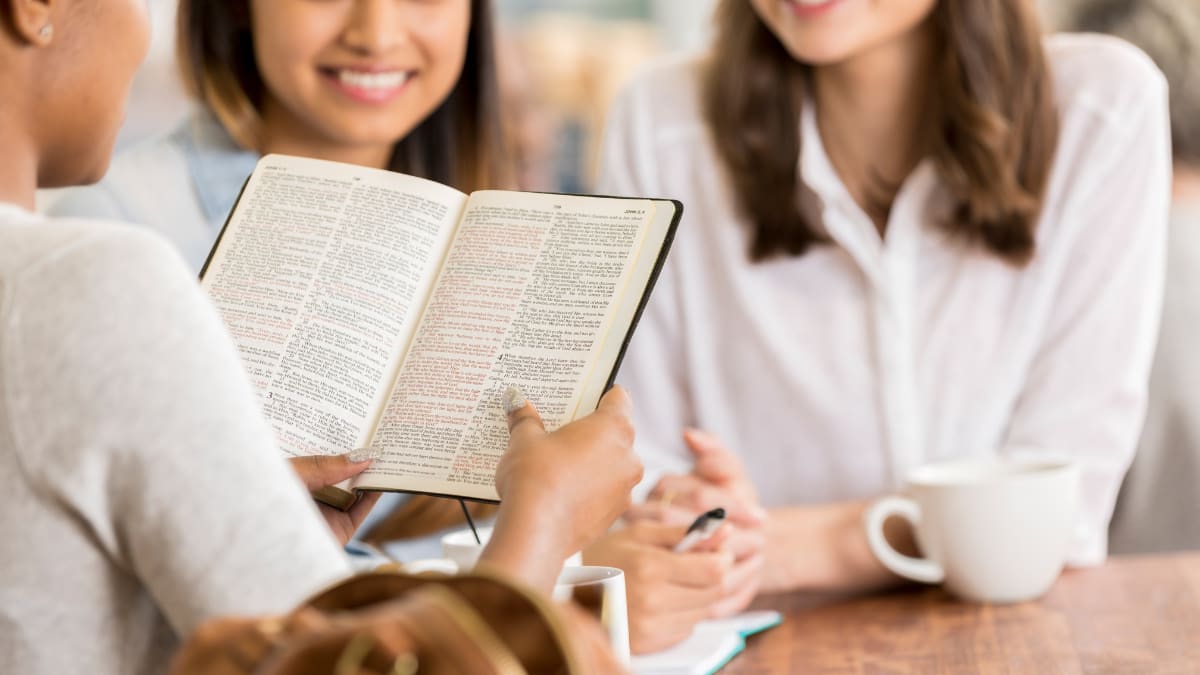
[200,154,681,508]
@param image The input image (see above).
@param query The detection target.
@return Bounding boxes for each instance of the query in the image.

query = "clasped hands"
[586,429,769,653]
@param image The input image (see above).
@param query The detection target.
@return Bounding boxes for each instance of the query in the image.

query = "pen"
[673,507,727,553]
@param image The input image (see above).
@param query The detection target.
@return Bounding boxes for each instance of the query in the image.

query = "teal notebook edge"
[705,612,784,675]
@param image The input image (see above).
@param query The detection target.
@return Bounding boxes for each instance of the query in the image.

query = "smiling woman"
[50,0,510,269]
[179,0,508,190]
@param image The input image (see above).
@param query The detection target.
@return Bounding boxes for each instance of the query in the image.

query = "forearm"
[759,500,916,593]
[477,501,570,593]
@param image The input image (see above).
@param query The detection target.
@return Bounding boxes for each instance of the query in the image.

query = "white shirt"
[0,204,351,675]
[599,34,1171,565]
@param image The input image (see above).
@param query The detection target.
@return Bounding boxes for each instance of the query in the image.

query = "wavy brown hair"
[704,0,1058,265]
[176,0,510,192]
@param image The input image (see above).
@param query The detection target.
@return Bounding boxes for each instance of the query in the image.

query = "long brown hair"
[176,0,510,193]
[703,0,1059,265]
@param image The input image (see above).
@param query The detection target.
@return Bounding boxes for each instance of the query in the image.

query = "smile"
[786,0,844,18]
[320,68,414,104]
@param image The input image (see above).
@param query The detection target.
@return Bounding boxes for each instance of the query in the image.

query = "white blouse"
[598,34,1171,565]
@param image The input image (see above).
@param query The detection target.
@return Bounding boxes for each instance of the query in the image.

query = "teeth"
[337,70,410,90]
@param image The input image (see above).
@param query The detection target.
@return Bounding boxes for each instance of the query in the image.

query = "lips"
[319,66,414,104]
[786,0,844,18]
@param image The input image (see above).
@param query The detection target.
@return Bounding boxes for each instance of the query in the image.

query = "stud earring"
[39,24,53,40]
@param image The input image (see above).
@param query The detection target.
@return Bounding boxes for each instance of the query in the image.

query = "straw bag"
[169,568,623,675]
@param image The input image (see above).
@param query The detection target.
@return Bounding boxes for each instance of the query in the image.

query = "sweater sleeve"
[6,225,351,637]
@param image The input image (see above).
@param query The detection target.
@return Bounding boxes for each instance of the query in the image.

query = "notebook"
[630,611,783,675]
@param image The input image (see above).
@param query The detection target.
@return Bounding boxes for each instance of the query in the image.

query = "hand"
[482,386,643,590]
[630,429,766,528]
[289,453,381,546]
[585,521,765,654]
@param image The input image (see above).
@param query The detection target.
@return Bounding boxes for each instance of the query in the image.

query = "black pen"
[673,507,727,553]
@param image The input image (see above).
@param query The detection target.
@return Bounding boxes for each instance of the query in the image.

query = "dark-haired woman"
[51,0,516,544]
[53,0,508,271]
[595,0,1170,641]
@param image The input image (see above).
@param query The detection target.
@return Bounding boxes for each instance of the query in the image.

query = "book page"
[201,155,466,458]
[361,191,672,500]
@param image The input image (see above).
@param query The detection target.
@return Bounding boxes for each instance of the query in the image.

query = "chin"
[39,155,112,190]
[69,162,111,189]
[778,36,862,66]
[44,133,117,188]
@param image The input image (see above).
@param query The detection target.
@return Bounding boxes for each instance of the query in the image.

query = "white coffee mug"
[864,457,1079,603]
[553,566,631,664]
[440,526,584,573]
[441,526,495,572]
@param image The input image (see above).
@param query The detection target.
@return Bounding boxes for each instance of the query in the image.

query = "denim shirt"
[49,109,259,273]
[49,108,410,548]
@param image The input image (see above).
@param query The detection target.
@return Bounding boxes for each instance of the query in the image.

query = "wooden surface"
[724,553,1200,674]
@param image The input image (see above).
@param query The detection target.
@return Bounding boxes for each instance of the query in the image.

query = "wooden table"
[725,553,1200,674]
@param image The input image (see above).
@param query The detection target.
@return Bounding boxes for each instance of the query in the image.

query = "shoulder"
[1046,33,1168,127]
[607,53,710,149]
[2,216,194,315]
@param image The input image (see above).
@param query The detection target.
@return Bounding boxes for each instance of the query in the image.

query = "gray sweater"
[0,203,351,674]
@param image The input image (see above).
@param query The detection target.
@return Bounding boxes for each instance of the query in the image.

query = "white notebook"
[630,611,783,675]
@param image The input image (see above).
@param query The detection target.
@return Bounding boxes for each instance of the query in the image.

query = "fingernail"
[348,447,383,463]
[501,385,526,415]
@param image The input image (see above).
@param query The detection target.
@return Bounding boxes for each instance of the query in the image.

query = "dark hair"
[703,0,1059,265]
[176,0,511,192]
[1067,0,1200,166]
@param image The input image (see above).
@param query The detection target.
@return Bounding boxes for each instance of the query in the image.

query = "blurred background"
[106,0,1070,198]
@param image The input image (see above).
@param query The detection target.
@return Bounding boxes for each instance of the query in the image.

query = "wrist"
[479,496,573,591]
[762,501,904,593]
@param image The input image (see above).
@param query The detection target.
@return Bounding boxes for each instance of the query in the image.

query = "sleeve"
[10,227,352,636]
[1001,68,1172,566]
[598,80,696,501]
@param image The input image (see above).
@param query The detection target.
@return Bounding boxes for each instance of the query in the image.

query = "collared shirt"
[598,34,1171,565]
[48,109,409,547]
[49,109,259,272]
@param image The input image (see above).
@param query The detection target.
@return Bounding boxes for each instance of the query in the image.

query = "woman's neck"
[258,98,393,170]
[0,116,38,210]
[812,18,938,234]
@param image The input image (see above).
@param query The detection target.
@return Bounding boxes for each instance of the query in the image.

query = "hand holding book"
[288,451,382,545]
[480,385,643,592]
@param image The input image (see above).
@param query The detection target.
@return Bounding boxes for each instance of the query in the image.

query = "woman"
[52,0,506,269]
[595,0,1171,646]
[0,1,642,673]
[51,0,514,545]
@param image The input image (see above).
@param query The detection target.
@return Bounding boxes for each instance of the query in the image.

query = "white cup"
[439,526,584,573]
[864,457,1079,603]
[553,566,631,664]
[441,526,495,572]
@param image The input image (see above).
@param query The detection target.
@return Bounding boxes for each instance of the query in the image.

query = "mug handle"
[864,496,945,584]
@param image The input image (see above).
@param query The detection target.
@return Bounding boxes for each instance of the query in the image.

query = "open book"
[200,154,680,507]
[631,612,782,675]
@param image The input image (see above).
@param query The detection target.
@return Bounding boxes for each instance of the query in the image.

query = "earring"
[39,24,53,40]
